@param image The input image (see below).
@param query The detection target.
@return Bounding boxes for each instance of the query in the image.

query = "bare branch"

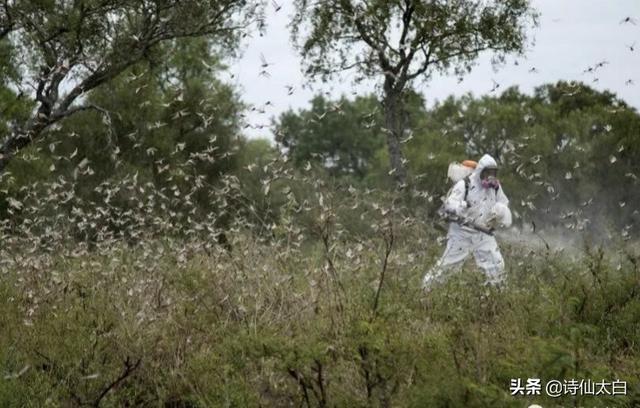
[397,0,414,58]
[93,357,142,407]
[372,220,394,318]
[52,102,113,121]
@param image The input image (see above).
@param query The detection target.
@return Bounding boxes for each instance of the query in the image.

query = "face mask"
[481,177,500,189]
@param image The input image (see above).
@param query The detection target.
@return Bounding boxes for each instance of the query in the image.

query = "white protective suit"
[422,154,512,289]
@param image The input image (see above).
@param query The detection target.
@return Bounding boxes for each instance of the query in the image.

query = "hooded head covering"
[472,154,499,189]
[475,154,498,173]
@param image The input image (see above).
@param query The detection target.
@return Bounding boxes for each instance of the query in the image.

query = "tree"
[0,36,247,245]
[0,0,261,174]
[405,82,640,235]
[274,94,385,178]
[49,38,244,204]
[291,0,538,187]
[0,37,32,141]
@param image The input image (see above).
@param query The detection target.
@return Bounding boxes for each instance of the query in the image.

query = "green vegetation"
[1,200,639,406]
[2,1,640,406]
[274,83,640,235]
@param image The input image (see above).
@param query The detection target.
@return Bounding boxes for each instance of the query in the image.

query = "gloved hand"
[440,202,462,219]
[490,203,512,228]
[485,214,499,229]
[445,201,468,218]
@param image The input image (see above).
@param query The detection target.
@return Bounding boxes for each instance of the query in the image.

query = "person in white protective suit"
[422,154,513,290]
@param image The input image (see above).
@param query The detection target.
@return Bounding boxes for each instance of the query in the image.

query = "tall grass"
[1,225,639,407]
[1,159,639,406]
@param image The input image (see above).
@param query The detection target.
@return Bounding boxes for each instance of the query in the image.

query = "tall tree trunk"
[382,80,408,188]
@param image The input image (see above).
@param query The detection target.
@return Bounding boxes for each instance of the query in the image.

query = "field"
[2,203,639,407]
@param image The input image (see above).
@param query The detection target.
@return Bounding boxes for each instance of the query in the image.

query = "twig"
[372,220,394,318]
[93,356,141,407]
[312,359,327,407]
[287,368,311,407]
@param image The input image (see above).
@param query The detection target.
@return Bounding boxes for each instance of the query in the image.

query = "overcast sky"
[222,0,640,140]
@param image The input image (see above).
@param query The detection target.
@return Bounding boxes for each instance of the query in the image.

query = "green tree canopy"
[0,37,248,245]
[291,0,538,186]
[274,94,385,178]
[405,82,640,234]
[0,0,261,173]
